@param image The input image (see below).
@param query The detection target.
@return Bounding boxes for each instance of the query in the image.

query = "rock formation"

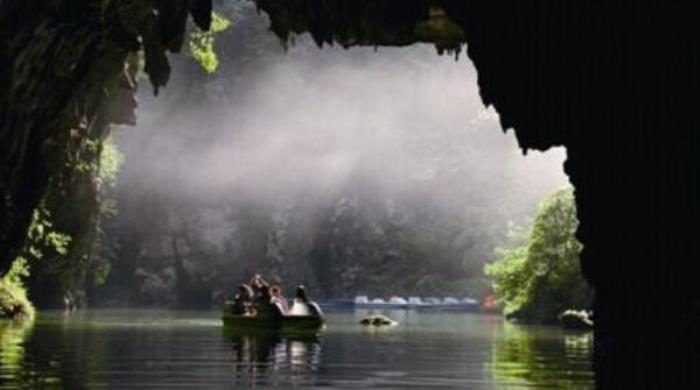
[2,0,699,387]
[251,2,700,387]
[0,0,212,274]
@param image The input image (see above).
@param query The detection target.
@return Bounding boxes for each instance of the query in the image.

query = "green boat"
[221,300,325,331]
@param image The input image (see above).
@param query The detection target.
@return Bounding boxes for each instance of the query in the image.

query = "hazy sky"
[114,18,567,210]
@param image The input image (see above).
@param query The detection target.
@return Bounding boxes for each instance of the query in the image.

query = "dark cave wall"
[1,0,699,387]
[0,0,213,274]
[254,1,699,388]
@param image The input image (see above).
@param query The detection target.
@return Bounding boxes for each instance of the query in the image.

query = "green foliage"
[97,137,124,188]
[66,134,123,188]
[2,203,70,317]
[24,207,72,261]
[189,12,231,74]
[484,187,592,323]
[0,258,34,319]
[3,257,30,287]
[90,137,124,288]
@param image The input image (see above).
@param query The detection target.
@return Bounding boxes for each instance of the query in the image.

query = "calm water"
[0,309,592,389]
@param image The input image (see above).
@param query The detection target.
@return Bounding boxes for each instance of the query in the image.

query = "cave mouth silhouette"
[1,1,699,388]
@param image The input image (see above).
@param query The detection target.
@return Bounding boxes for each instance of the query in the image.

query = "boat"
[434,296,480,311]
[353,295,481,311]
[442,297,460,304]
[221,301,325,331]
[387,296,409,308]
[353,295,408,309]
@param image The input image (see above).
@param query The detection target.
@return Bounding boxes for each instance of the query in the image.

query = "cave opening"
[101,15,572,308]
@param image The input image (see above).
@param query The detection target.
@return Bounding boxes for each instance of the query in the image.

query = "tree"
[484,186,592,324]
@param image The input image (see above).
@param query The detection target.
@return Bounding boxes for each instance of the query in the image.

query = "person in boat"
[249,274,270,303]
[253,285,289,318]
[288,285,323,317]
[230,284,254,315]
[269,285,289,313]
[260,285,271,303]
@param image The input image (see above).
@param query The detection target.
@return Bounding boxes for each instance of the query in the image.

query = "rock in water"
[359,315,397,326]
[558,309,594,330]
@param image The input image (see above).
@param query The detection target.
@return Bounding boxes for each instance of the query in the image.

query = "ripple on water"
[0,310,593,388]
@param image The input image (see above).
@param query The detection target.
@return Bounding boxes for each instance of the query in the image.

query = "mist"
[116,45,565,206]
[104,5,568,303]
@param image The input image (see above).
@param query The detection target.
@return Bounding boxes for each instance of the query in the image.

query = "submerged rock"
[359,314,397,326]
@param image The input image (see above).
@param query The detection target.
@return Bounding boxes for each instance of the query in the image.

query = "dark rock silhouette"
[2,1,699,387]
[359,314,397,326]
[558,310,594,331]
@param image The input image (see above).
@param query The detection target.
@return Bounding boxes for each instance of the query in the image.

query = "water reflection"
[223,328,322,387]
[1,311,115,388]
[490,322,594,388]
[1,311,593,388]
[0,318,34,387]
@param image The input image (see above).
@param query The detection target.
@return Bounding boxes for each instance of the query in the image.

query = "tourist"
[289,285,322,317]
[231,284,253,315]
[270,285,289,312]
[249,273,269,302]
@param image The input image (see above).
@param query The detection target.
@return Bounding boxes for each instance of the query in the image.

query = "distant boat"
[353,295,407,308]
[353,295,480,311]
[388,296,408,306]
[435,296,480,311]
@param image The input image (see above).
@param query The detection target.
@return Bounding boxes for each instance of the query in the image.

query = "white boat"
[352,295,481,311]
[431,296,481,311]
[354,295,370,304]
[353,295,408,308]
[442,297,460,305]
[388,296,408,305]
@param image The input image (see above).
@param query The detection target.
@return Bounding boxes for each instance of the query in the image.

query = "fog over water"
[103,5,569,301]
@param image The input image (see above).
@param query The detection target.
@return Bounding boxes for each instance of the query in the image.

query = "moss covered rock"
[558,309,593,330]
[0,280,34,321]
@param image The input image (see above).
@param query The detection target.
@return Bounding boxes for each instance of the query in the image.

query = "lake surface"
[0,309,593,389]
